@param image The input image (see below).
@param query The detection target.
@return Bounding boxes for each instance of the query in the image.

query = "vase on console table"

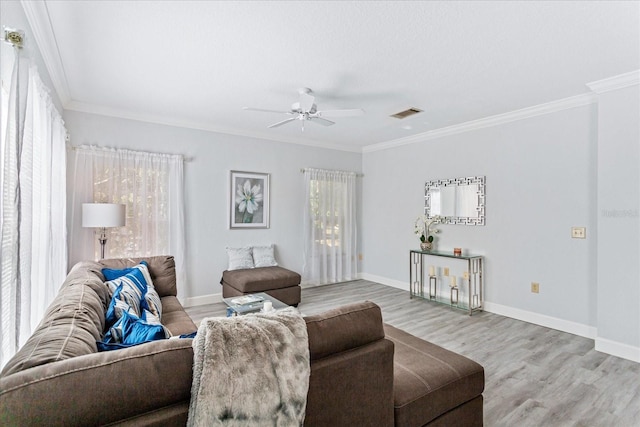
[420,241,432,251]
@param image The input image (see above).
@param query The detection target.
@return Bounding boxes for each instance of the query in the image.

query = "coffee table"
[222,292,289,317]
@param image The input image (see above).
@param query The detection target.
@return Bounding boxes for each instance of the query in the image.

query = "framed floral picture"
[229,170,270,229]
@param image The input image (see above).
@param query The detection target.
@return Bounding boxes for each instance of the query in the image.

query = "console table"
[409,250,484,315]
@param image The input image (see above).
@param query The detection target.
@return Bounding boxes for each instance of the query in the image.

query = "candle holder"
[429,276,437,299]
[450,286,459,305]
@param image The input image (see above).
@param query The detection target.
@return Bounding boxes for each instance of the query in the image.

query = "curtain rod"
[300,168,364,177]
[67,144,193,162]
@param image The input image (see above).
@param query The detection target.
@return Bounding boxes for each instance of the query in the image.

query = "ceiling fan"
[243,87,365,131]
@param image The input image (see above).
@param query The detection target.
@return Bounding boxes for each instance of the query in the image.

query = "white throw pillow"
[252,244,278,268]
[226,247,254,270]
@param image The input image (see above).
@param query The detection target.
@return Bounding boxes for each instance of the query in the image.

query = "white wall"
[64,110,362,302]
[595,82,640,358]
[362,104,598,331]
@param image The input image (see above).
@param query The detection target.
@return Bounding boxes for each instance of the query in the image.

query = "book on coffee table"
[223,292,289,317]
[230,295,264,306]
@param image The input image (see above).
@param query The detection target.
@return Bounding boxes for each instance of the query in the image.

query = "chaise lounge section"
[385,324,484,426]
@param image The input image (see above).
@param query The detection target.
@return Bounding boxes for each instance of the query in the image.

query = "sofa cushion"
[1,261,109,376]
[383,324,485,427]
[161,296,198,336]
[221,266,301,293]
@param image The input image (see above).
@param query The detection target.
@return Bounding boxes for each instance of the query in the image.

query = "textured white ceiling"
[29,0,640,150]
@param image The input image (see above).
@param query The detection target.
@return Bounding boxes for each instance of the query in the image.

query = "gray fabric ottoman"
[220,266,301,306]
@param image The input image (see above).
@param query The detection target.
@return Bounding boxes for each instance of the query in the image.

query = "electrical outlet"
[571,227,586,239]
[444,267,450,277]
[531,282,540,293]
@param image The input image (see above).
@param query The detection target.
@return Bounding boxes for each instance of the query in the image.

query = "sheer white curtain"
[1,58,68,368]
[302,168,357,285]
[68,145,186,298]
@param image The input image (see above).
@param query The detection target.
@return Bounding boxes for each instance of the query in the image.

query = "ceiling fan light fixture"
[390,107,423,119]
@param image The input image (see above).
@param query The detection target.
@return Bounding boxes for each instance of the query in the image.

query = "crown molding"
[363,92,596,153]
[65,100,362,153]
[586,70,640,94]
[21,0,71,105]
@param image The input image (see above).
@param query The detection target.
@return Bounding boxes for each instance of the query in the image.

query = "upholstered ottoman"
[384,324,485,426]
[220,266,301,306]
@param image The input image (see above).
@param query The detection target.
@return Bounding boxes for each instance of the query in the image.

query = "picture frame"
[229,170,270,229]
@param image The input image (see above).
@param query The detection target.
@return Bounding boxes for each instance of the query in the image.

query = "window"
[302,168,357,285]
[68,146,186,296]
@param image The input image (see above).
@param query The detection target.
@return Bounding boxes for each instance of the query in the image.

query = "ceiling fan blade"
[268,117,297,128]
[299,92,315,112]
[309,117,335,126]
[316,108,365,118]
[243,107,292,114]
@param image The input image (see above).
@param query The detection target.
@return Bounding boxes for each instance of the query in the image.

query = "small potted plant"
[414,215,442,251]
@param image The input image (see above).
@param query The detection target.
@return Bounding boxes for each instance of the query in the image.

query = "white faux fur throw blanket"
[188,308,310,427]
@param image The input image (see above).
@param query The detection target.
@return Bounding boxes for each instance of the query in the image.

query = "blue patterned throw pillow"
[101,261,167,350]
[98,310,170,351]
[105,269,147,326]
[102,264,141,281]
[104,262,162,326]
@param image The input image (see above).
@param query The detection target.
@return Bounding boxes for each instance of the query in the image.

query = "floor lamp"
[82,203,126,259]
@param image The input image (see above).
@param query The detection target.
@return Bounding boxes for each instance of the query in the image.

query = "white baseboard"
[361,272,599,339]
[359,273,408,291]
[483,301,597,339]
[361,272,640,362]
[183,292,222,308]
[595,337,640,363]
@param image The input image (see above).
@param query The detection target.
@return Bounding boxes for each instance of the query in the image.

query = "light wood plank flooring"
[186,280,640,426]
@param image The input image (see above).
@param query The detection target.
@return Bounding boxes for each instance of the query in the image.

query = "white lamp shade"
[82,203,126,228]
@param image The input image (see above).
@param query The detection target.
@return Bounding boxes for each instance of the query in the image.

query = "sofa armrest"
[304,301,386,360]
[305,338,395,427]
[0,339,194,427]
[303,301,394,427]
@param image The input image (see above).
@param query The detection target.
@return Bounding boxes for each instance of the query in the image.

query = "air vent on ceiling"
[390,107,423,119]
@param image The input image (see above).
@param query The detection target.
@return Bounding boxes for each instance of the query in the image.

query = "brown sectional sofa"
[1,256,484,426]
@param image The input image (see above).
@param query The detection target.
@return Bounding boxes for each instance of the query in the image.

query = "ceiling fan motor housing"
[291,102,317,114]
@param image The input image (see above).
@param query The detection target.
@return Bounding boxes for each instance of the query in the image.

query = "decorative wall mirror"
[425,176,485,225]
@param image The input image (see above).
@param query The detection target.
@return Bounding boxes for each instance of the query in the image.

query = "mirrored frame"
[425,176,485,225]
